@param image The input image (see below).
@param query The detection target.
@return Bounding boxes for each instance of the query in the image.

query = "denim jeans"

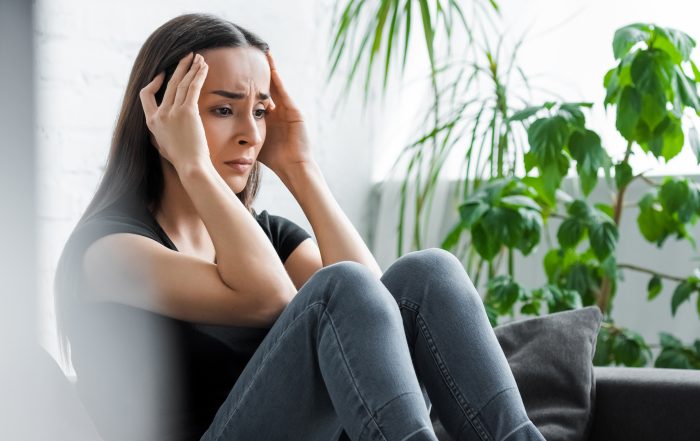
[199,248,546,441]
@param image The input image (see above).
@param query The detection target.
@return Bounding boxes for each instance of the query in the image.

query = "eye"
[214,107,232,117]
[254,108,267,120]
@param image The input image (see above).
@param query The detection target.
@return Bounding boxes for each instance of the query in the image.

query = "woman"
[54,12,546,441]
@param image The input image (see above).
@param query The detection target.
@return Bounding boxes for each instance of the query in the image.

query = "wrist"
[175,156,215,181]
[279,160,320,190]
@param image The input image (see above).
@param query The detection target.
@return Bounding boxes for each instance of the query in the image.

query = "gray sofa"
[430,366,700,441]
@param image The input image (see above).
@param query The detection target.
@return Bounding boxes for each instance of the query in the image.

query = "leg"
[380,248,545,441]
[200,261,438,441]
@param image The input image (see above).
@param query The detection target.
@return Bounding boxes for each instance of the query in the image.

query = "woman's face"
[197,46,272,193]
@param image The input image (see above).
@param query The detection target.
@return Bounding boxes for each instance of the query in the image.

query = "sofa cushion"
[496,306,602,441]
[431,306,602,441]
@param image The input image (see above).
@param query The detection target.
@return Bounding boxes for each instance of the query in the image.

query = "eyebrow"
[210,90,270,100]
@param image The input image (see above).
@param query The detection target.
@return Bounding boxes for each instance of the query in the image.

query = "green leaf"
[689,127,700,164]
[459,200,489,228]
[500,195,541,212]
[520,302,540,316]
[441,221,465,250]
[487,275,522,315]
[558,103,588,129]
[558,218,586,248]
[613,23,651,59]
[671,280,695,316]
[614,161,633,190]
[516,208,543,256]
[648,275,662,300]
[653,26,696,63]
[566,263,592,300]
[613,334,642,366]
[527,116,570,166]
[483,302,499,327]
[568,129,610,195]
[539,158,568,205]
[594,327,613,365]
[604,67,621,106]
[589,221,619,261]
[543,249,562,282]
[568,199,593,220]
[658,178,690,214]
[660,116,685,161]
[509,105,544,122]
[637,193,674,244]
[616,86,642,140]
[659,331,684,349]
[631,49,674,94]
[595,203,615,219]
[471,221,500,260]
[640,88,667,130]
[655,348,694,369]
[674,67,700,112]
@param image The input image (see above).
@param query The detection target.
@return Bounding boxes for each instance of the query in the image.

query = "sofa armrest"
[588,366,700,441]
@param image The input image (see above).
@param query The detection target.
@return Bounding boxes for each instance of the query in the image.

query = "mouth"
[224,161,252,173]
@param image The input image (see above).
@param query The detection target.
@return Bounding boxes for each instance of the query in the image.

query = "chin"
[226,175,248,194]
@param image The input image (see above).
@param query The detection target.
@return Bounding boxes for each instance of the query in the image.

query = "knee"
[308,261,399,315]
[385,248,482,306]
[388,247,464,283]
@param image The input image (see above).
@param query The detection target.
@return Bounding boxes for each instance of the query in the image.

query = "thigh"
[199,272,343,441]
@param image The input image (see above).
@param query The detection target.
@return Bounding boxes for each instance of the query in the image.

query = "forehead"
[200,46,270,95]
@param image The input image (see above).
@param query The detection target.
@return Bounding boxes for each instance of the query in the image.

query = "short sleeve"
[70,214,161,260]
[255,210,313,264]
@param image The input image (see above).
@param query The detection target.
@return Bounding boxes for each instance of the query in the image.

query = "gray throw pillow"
[431,306,603,441]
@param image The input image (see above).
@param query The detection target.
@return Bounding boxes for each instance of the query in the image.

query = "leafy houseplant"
[326,3,700,368]
[444,23,700,369]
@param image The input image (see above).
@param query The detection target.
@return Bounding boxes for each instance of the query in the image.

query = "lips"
[224,161,252,173]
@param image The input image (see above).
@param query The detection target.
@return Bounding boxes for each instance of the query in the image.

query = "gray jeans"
[199,248,545,441]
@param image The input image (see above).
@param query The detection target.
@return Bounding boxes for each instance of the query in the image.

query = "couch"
[430,366,700,441]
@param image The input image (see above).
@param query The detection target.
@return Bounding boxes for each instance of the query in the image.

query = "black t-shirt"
[57,196,312,441]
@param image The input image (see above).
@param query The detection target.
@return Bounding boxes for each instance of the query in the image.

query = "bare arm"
[279,161,382,278]
[257,52,381,279]
[139,52,295,315]
[178,159,297,307]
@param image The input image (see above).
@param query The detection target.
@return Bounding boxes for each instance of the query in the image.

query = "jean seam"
[414,311,492,441]
[498,421,531,441]
[476,386,518,415]
[373,391,424,417]
[321,308,389,441]
[210,301,327,441]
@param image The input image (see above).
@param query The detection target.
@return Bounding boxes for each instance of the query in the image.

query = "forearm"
[279,161,383,278]
[178,160,296,301]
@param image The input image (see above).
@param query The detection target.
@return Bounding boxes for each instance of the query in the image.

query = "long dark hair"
[54,13,270,370]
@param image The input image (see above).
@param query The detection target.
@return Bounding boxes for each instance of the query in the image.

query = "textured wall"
[36,0,384,366]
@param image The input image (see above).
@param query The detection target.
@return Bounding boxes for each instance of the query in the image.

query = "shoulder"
[254,209,309,236]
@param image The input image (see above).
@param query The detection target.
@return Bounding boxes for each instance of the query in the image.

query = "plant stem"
[598,140,633,313]
[508,248,514,277]
[618,263,686,283]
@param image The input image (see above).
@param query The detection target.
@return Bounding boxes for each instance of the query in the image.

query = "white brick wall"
[36,0,386,370]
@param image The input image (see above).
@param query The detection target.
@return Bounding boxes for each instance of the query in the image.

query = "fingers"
[175,53,205,106]
[184,54,209,107]
[139,71,165,119]
[161,52,195,111]
[265,51,292,105]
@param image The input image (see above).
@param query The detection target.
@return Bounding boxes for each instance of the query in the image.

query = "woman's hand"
[256,51,315,175]
[139,52,210,171]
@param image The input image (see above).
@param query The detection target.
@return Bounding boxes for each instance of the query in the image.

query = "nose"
[236,113,263,146]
